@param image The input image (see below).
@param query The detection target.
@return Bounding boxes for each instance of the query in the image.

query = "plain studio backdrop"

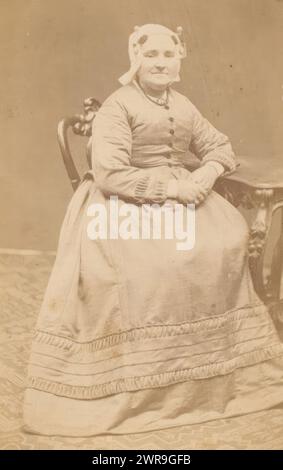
[0,0,282,251]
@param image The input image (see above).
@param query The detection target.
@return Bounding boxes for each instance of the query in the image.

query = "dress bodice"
[91,82,236,204]
[126,80,196,169]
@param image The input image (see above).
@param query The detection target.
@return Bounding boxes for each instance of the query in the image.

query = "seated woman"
[23,23,283,437]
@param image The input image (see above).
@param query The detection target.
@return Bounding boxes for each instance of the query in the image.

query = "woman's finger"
[194,192,207,204]
[196,185,209,197]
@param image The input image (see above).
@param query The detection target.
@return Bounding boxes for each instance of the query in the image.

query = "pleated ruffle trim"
[32,302,267,353]
[26,301,283,400]
[27,344,283,400]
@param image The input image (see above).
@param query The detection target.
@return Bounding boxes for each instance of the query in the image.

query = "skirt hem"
[23,355,283,437]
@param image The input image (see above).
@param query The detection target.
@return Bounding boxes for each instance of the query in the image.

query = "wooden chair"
[57,97,101,190]
[57,96,283,332]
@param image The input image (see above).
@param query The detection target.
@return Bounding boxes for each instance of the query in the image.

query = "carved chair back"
[57,97,101,191]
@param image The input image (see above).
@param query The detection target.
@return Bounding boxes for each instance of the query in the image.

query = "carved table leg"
[215,181,274,302]
[248,189,274,301]
[215,179,283,331]
[265,203,283,326]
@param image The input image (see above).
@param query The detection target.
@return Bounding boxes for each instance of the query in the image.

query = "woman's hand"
[176,179,209,206]
[190,163,223,194]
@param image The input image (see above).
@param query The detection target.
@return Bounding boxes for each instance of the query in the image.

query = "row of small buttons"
[164,107,176,166]
[168,112,175,159]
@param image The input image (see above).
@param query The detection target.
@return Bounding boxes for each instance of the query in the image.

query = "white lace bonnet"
[118,23,187,86]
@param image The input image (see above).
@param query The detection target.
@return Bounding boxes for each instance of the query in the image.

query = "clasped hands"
[167,164,222,206]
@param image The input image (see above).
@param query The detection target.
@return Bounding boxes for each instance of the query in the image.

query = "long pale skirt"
[23,167,283,436]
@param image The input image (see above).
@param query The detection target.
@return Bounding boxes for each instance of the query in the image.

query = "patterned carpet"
[1,252,283,450]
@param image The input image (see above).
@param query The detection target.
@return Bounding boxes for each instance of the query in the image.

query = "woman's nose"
[155,62,166,70]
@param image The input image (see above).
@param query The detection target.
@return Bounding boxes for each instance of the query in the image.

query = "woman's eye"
[144,52,157,58]
[143,51,175,58]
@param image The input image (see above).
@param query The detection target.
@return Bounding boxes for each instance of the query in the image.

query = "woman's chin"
[147,77,171,89]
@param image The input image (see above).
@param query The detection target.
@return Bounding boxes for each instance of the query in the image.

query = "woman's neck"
[136,77,168,99]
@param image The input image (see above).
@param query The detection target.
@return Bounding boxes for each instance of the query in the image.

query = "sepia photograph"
[1,0,283,452]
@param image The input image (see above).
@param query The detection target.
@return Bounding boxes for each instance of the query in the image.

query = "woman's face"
[136,34,181,91]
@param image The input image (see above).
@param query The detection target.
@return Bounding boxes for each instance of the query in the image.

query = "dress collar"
[131,79,173,106]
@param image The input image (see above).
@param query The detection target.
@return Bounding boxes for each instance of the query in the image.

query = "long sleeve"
[205,161,225,177]
[189,105,237,176]
[91,96,171,204]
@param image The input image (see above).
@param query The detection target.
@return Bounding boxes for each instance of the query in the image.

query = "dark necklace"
[136,80,169,107]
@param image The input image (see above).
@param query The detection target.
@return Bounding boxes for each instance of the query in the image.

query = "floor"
[0,252,283,450]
